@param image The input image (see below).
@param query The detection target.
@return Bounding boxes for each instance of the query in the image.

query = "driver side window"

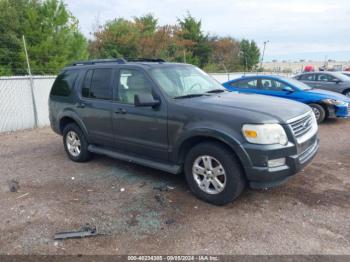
[117,69,154,104]
[316,74,337,82]
[260,79,288,91]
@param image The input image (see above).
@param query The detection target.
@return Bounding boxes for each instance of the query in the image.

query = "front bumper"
[328,103,349,118]
[242,135,319,189]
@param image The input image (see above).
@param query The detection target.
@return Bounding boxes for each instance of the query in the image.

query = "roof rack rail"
[126,58,166,63]
[70,58,127,66]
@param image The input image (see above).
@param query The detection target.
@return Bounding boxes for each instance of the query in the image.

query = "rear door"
[228,78,261,94]
[111,67,169,161]
[298,73,317,88]
[76,68,114,146]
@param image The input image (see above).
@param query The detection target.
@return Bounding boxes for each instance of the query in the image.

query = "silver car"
[294,72,350,97]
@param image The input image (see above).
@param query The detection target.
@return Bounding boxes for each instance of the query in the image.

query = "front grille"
[288,111,318,144]
[289,113,314,138]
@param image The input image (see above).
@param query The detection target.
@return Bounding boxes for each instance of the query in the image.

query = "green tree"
[0,0,88,76]
[177,12,211,67]
[239,39,260,71]
[134,14,158,36]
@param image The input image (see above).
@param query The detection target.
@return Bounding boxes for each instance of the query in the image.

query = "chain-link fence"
[0,76,55,132]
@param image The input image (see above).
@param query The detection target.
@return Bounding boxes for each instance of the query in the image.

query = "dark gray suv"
[49,59,319,205]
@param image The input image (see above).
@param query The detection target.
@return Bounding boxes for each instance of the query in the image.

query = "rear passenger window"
[299,74,315,81]
[235,79,258,89]
[50,70,79,96]
[82,69,112,100]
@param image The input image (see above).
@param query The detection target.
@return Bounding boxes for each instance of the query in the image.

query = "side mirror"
[134,94,160,107]
[283,86,294,93]
[335,80,342,84]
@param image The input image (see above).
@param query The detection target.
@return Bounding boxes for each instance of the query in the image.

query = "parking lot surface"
[0,119,349,255]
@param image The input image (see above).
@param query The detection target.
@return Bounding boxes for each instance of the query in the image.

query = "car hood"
[180,92,311,124]
[306,89,350,102]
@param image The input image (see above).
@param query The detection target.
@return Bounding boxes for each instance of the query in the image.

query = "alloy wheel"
[312,107,321,120]
[192,155,226,195]
[66,131,81,157]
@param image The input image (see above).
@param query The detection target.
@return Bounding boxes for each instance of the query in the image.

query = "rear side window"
[299,74,315,81]
[234,79,258,89]
[82,68,112,100]
[50,70,79,96]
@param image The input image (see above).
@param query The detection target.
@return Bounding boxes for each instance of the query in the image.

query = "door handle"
[114,108,127,114]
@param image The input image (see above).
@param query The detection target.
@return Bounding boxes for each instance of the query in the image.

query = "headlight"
[242,124,288,145]
[322,99,346,106]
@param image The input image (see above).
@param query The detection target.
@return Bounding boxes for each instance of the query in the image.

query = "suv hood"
[306,89,350,102]
[181,92,311,123]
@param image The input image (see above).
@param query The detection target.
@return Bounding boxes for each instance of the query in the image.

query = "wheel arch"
[173,130,251,175]
[58,111,89,139]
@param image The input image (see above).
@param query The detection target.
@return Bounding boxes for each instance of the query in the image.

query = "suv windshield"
[150,65,225,98]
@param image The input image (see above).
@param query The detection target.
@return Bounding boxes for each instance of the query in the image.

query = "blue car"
[223,75,350,123]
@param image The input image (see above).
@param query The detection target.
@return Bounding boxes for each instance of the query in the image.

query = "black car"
[294,72,350,97]
[49,59,319,205]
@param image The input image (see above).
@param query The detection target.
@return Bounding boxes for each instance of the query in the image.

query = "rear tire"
[309,103,326,123]
[184,142,246,205]
[63,123,91,162]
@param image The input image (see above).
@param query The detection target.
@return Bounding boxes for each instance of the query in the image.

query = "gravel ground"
[0,119,349,255]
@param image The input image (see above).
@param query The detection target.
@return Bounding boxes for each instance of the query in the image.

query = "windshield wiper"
[174,94,207,99]
[206,89,227,94]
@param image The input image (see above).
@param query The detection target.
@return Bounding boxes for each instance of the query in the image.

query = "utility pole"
[221,62,229,81]
[23,35,38,128]
[260,40,270,71]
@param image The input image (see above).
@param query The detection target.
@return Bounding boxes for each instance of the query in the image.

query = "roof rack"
[70,58,166,67]
[126,58,166,63]
[70,58,127,66]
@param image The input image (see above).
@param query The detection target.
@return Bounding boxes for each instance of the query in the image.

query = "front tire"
[63,123,91,162]
[184,142,246,205]
[309,103,326,123]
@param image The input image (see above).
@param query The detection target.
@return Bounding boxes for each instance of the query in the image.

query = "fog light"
[268,158,286,168]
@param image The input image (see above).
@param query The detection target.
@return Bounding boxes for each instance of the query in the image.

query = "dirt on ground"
[0,119,349,255]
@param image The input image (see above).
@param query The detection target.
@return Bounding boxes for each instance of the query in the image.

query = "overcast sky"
[65,0,350,61]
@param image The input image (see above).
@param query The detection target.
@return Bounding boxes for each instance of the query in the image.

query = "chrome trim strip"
[286,111,312,124]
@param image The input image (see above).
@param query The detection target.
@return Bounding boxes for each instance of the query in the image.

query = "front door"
[112,67,168,161]
[257,78,293,99]
[315,73,341,92]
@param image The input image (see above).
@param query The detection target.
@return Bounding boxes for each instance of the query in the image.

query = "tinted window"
[299,74,315,81]
[82,69,112,100]
[118,69,153,104]
[316,74,337,82]
[82,70,93,98]
[50,70,79,96]
[234,79,258,89]
[260,79,288,91]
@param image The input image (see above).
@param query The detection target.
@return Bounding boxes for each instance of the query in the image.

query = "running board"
[88,145,181,174]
